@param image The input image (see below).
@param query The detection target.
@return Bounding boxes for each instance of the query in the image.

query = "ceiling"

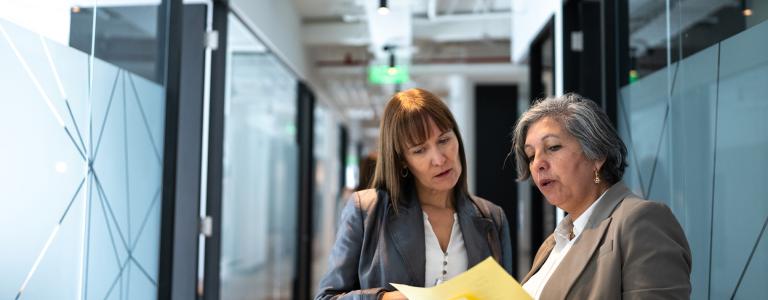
[291,0,517,149]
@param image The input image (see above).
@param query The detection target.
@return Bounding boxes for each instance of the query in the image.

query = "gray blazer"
[315,188,513,300]
[521,181,692,299]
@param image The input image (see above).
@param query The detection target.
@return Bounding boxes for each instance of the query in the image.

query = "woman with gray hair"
[512,93,691,299]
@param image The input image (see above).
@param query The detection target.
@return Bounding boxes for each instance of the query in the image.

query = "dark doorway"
[474,84,519,277]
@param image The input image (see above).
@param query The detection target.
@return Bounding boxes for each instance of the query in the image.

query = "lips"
[435,169,452,178]
[539,178,555,187]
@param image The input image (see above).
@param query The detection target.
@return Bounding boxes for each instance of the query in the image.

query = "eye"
[412,147,425,154]
[438,137,451,144]
[526,154,534,163]
[547,145,562,151]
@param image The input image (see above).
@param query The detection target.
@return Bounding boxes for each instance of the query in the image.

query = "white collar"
[554,189,608,246]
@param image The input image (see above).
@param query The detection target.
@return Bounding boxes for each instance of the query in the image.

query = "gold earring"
[401,167,409,178]
[594,170,601,184]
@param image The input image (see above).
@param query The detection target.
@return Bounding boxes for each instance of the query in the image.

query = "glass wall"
[310,106,342,294]
[218,13,299,300]
[628,0,768,82]
[618,3,768,298]
[0,1,167,299]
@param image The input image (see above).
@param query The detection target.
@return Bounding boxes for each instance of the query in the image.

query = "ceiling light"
[378,0,390,15]
[742,0,752,16]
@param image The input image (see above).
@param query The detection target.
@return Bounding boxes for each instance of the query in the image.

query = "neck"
[416,187,454,209]
[568,183,610,221]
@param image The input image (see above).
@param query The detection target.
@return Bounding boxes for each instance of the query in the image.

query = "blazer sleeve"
[498,209,514,274]
[314,194,387,300]
[620,201,692,299]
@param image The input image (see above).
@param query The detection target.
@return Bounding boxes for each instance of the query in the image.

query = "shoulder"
[613,196,677,225]
[469,195,506,221]
[350,189,379,210]
[611,196,687,244]
[344,188,390,219]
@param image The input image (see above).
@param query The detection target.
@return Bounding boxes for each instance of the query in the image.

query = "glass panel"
[622,16,768,299]
[710,19,768,299]
[669,45,719,299]
[0,1,166,299]
[311,106,342,295]
[732,226,768,299]
[627,0,768,83]
[220,13,299,300]
[618,66,671,198]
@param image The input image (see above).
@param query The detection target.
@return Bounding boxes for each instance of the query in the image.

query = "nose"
[430,148,447,166]
[531,154,548,173]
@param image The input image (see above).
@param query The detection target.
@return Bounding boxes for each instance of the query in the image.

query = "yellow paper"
[391,257,532,300]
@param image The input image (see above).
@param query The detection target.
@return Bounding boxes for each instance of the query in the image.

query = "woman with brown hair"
[315,88,512,299]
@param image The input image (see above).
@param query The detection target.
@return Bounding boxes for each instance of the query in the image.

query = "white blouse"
[522,191,607,299]
[423,212,468,287]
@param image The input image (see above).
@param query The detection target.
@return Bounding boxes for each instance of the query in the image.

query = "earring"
[594,170,601,184]
[401,167,409,178]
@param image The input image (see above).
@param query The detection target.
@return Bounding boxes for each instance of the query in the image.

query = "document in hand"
[391,257,532,300]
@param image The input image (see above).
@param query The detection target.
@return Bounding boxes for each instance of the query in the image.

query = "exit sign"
[368,65,409,84]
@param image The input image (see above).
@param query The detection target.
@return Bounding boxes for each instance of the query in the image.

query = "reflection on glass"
[626,0,768,83]
[311,106,342,294]
[619,17,768,299]
[220,13,298,300]
[0,1,165,299]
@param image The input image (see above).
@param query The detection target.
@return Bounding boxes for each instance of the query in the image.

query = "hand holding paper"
[391,257,532,300]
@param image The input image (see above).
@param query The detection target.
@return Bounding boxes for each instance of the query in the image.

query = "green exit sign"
[368,65,409,84]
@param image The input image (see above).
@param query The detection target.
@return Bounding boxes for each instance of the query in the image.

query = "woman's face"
[403,119,462,195]
[524,117,604,216]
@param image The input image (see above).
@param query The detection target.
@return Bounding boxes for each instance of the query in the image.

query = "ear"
[594,158,606,172]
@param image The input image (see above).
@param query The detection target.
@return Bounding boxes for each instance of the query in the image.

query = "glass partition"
[219,13,299,300]
[310,106,342,294]
[0,1,167,299]
[627,0,768,82]
[619,7,768,298]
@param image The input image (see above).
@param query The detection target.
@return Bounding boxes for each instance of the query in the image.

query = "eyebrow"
[524,134,560,148]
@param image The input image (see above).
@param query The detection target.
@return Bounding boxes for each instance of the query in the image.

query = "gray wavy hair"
[511,93,627,184]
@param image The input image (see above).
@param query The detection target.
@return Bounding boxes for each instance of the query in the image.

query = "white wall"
[230,0,309,79]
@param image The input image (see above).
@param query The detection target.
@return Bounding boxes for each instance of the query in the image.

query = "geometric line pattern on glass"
[708,42,722,300]
[2,22,89,299]
[2,20,163,299]
[643,104,669,198]
[13,177,87,300]
[87,70,162,297]
[731,215,768,299]
[643,61,678,199]
[122,71,133,300]
[127,74,162,165]
[0,24,85,160]
[618,94,646,195]
[92,70,122,163]
[620,61,680,199]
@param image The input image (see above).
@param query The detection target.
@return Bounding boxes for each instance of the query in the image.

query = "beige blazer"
[522,182,692,300]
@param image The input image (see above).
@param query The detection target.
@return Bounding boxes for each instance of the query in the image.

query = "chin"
[545,196,562,207]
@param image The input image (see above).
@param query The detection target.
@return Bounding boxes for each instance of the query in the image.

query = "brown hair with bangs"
[371,88,469,213]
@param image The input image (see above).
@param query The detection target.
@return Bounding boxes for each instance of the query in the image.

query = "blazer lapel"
[522,235,556,283]
[539,182,633,299]
[386,189,426,286]
[457,194,494,267]
[540,217,612,299]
